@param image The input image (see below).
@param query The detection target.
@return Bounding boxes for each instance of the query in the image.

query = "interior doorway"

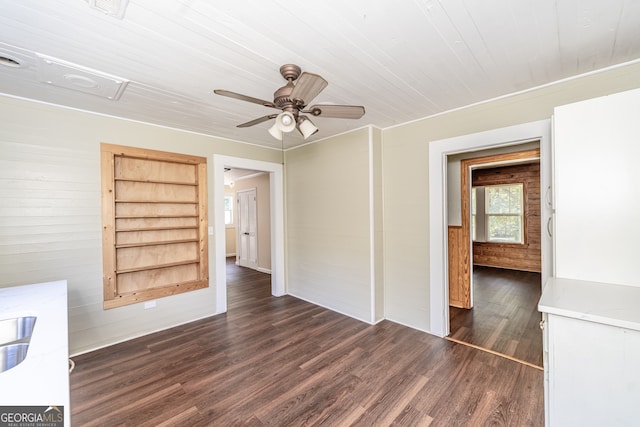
[449,148,541,309]
[448,151,543,367]
[427,119,553,338]
[213,155,285,314]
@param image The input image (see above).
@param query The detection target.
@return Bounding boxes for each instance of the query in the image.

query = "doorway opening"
[427,119,552,341]
[213,155,285,314]
[447,150,543,367]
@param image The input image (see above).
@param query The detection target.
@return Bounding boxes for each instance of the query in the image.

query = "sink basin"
[0,317,36,373]
[0,316,37,345]
[0,343,30,373]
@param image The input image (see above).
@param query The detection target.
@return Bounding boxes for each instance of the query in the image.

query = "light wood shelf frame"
[101,143,208,309]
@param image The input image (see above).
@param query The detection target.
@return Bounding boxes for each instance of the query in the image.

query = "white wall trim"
[368,125,376,323]
[428,119,551,337]
[214,155,285,313]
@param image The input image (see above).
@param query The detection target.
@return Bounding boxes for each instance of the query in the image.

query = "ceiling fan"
[214,64,365,140]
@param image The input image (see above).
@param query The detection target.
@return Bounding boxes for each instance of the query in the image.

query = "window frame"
[484,183,525,244]
[471,187,477,241]
[224,194,235,227]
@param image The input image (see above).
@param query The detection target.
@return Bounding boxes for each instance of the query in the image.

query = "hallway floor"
[449,266,543,367]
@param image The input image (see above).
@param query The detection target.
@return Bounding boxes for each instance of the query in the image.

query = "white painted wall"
[286,128,375,322]
[224,183,237,256]
[225,226,236,256]
[382,60,640,334]
[554,88,640,286]
[0,96,281,355]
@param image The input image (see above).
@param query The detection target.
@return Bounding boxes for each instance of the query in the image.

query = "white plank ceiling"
[0,0,639,149]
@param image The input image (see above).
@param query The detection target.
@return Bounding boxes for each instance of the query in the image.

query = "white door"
[237,188,258,269]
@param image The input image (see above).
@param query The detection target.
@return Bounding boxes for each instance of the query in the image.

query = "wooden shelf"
[116,226,198,232]
[115,215,198,219]
[115,199,197,204]
[114,177,197,186]
[116,259,200,275]
[116,238,198,249]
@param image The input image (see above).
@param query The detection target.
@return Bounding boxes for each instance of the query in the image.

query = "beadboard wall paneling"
[0,95,281,355]
[0,141,102,291]
[286,128,374,322]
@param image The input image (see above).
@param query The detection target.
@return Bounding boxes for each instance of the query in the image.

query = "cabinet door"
[553,88,640,286]
[548,314,640,426]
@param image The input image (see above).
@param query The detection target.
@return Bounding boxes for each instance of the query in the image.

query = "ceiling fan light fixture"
[268,122,283,140]
[297,116,318,140]
[275,111,296,133]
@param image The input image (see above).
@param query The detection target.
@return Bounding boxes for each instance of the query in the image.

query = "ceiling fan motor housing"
[273,82,296,111]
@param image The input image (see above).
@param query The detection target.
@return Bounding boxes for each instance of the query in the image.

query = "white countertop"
[0,280,70,426]
[539,277,640,332]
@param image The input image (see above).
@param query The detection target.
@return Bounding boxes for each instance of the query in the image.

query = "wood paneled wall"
[448,226,469,308]
[472,163,541,272]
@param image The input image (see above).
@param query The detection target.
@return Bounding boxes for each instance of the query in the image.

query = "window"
[224,194,234,226]
[471,187,476,241]
[485,183,524,243]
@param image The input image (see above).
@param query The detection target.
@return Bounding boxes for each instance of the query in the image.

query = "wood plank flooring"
[69,259,544,426]
[449,266,543,367]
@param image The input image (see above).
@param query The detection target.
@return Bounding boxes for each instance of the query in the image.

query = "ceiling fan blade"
[304,105,365,119]
[237,114,278,128]
[214,89,277,109]
[290,72,328,106]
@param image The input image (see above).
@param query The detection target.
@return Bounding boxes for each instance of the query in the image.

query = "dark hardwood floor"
[449,266,543,368]
[69,259,544,426]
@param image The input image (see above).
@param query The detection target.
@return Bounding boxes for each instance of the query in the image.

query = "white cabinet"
[553,88,640,286]
[539,278,640,426]
[543,87,640,426]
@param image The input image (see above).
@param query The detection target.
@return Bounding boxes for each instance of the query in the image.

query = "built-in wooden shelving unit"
[101,143,208,309]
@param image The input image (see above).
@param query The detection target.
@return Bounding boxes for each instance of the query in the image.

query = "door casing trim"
[428,119,551,337]
[213,155,285,313]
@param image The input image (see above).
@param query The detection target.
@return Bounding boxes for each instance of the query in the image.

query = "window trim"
[224,193,235,228]
[484,183,525,244]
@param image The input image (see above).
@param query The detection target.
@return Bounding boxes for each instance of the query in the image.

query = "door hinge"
[539,320,545,330]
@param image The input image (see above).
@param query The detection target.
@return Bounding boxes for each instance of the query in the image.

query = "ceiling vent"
[0,44,35,69]
[86,0,129,19]
[36,53,129,100]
